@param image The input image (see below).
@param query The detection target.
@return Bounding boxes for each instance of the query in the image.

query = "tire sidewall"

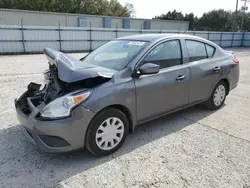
[85,108,129,156]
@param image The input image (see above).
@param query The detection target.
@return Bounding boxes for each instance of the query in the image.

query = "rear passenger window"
[206,44,215,58]
[186,40,207,62]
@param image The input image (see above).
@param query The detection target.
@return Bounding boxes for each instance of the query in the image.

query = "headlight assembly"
[40,91,90,119]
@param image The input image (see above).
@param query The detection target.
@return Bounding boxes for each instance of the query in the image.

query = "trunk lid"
[224,50,235,57]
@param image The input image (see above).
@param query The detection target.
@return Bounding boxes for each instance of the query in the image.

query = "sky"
[118,0,246,18]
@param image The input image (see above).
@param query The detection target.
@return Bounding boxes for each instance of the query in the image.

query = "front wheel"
[85,108,129,156]
[205,81,227,110]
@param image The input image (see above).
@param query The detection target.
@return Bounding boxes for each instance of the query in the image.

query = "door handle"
[213,66,221,71]
[176,75,186,81]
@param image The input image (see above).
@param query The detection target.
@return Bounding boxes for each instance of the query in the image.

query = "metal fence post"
[140,24,143,34]
[90,22,93,51]
[207,31,210,40]
[115,23,118,38]
[193,31,195,36]
[231,32,235,47]
[21,19,26,53]
[65,13,68,27]
[58,21,62,51]
[219,32,223,47]
[241,32,245,47]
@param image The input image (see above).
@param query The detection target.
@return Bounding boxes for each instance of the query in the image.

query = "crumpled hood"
[43,48,116,83]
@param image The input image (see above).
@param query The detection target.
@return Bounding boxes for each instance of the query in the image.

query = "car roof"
[116,33,214,42]
[116,33,219,49]
[117,33,197,42]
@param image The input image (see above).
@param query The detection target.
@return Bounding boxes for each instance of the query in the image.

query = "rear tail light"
[233,58,239,64]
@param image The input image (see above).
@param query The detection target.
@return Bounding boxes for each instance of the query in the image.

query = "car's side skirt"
[135,99,207,127]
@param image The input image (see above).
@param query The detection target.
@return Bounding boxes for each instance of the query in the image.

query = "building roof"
[0,8,189,24]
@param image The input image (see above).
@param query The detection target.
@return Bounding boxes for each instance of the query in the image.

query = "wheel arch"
[90,104,134,134]
[219,78,230,95]
[207,78,230,101]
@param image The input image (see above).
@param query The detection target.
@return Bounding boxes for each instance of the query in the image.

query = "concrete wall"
[0,9,189,30]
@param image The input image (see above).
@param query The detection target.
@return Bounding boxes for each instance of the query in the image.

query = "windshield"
[81,40,148,71]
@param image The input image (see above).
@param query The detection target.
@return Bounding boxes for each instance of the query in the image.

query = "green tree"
[232,11,250,31]
[125,3,136,18]
[184,13,198,30]
[0,0,134,17]
[154,10,198,30]
[154,9,250,31]
[196,9,233,31]
[154,10,184,21]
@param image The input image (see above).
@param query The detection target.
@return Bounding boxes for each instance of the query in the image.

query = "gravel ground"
[0,49,250,188]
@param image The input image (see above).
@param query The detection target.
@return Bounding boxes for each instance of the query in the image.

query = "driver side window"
[144,40,182,69]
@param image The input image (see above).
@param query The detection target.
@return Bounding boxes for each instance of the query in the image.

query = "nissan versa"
[15,34,239,156]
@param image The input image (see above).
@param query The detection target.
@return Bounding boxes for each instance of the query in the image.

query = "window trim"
[185,39,216,63]
[185,39,207,62]
[205,43,216,58]
[135,39,184,71]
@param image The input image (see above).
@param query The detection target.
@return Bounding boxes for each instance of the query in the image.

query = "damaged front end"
[15,48,115,119]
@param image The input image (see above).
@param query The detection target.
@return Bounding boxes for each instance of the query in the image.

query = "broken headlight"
[40,90,90,119]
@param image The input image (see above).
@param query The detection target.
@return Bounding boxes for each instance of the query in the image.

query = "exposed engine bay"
[19,64,111,112]
[15,47,116,116]
[39,65,110,104]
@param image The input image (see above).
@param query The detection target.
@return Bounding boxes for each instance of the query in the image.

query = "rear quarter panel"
[223,59,239,91]
[207,52,239,96]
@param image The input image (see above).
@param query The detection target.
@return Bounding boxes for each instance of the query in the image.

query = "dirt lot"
[0,49,250,188]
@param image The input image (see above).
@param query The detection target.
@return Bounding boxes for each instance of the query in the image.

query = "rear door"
[185,40,221,103]
[135,39,190,122]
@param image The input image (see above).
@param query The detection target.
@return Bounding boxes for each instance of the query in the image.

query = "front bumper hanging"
[15,82,95,153]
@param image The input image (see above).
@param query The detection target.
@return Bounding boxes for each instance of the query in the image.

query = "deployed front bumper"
[15,88,95,153]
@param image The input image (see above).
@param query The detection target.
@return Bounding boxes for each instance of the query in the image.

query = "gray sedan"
[15,34,239,156]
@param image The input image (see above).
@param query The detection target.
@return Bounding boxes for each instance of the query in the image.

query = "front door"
[135,39,190,122]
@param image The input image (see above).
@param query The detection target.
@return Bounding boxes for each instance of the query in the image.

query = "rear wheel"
[205,81,227,110]
[85,108,129,156]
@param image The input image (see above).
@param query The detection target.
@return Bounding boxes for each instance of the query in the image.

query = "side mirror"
[139,63,160,75]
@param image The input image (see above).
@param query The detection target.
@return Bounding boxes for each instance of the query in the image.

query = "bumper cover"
[15,92,95,153]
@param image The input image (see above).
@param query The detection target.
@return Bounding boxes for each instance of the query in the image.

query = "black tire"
[205,81,228,110]
[85,108,129,156]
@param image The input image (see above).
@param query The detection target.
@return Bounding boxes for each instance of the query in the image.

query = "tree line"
[1,0,249,31]
[154,9,250,32]
[0,0,135,17]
